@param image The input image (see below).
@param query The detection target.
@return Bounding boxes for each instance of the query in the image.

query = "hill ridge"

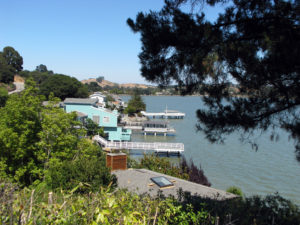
[81,78,153,89]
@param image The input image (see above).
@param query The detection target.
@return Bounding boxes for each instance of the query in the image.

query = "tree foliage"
[85,118,105,137]
[0,47,19,83]
[0,87,8,107]
[45,139,116,192]
[35,64,49,73]
[96,76,104,83]
[124,91,146,115]
[84,81,102,93]
[128,0,300,160]
[1,46,23,72]
[39,74,88,100]
[0,81,111,187]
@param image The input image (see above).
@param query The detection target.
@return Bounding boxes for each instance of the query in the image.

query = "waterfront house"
[89,92,106,107]
[63,98,131,141]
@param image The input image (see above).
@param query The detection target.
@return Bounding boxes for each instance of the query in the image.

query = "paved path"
[8,82,25,95]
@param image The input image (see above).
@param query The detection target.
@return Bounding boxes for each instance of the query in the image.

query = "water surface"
[122,95,300,205]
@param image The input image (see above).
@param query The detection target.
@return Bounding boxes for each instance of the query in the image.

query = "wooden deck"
[93,135,184,154]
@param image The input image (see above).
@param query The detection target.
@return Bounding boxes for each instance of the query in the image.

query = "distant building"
[89,92,106,107]
[63,98,131,141]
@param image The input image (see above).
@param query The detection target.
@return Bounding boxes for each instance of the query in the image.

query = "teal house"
[63,98,131,141]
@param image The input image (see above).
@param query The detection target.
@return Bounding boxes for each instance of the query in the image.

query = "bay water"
[121,95,300,205]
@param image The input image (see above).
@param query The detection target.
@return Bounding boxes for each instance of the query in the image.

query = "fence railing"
[93,135,184,153]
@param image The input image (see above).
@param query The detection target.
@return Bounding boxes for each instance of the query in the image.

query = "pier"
[93,135,184,154]
[141,110,185,119]
[123,121,176,136]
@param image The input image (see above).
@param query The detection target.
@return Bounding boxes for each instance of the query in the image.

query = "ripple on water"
[123,96,300,205]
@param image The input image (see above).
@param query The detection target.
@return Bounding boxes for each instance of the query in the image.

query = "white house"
[89,92,106,107]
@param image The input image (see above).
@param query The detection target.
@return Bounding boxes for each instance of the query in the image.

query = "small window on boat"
[150,176,174,188]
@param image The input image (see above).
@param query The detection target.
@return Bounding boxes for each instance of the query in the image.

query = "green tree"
[45,139,116,192]
[85,118,105,137]
[85,81,102,92]
[0,54,15,83]
[39,74,88,99]
[0,81,84,186]
[0,82,44,185]
[19,70,51,85]
[0,87,8,107]
[2,46,23,72]
[124,92,146,116]
[128,0,300,160]
[96,76,104,83]
[35,64,48,73]
[36,94,84,174]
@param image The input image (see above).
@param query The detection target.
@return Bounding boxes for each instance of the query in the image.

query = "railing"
[93,135,184,153]
[124,122,143,126]
[141,111,185,117]
[93,135,108,146]
[143,128,176,133]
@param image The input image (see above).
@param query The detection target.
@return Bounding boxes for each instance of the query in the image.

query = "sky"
[0,0,224,84]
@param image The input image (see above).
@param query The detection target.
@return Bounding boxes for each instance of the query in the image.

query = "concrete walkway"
[8,82,24,95]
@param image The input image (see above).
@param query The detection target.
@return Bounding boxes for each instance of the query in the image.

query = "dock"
[123,121,176,136]
[93,135,184,154]
[141,110,185,119]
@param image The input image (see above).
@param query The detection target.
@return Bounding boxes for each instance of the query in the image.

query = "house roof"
[64,98,98,104]
[42,101,62,107]
[90,93,106,98]
[113,169,237,200]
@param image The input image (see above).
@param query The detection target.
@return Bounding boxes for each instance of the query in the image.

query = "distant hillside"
[81,78,153,89]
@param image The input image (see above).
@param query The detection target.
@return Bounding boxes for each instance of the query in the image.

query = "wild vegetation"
[1,178,299,224]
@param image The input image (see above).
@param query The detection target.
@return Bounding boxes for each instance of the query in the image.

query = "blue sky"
[0,0,224,84]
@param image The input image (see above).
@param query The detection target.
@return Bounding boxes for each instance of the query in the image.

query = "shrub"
[0,87,8,107]
[180,157,211,187]
[131,154,211,186]
[226,186,243,197]
[0,183,213,225]
[45,140,116,192]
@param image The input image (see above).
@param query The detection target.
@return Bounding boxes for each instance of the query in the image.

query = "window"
[150,176,174,188]
[103,116,110,123]
[92,115,100,124]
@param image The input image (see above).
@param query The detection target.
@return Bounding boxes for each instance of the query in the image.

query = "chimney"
[106,153,127,171]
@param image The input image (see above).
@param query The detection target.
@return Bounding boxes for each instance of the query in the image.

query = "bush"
[0,182,213,225]
[46,140,116,193]
[131,154,211,186]
[226,186,243,197]
[0,87,8,107]
[177,191,300,225]
[181,157,211,187]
